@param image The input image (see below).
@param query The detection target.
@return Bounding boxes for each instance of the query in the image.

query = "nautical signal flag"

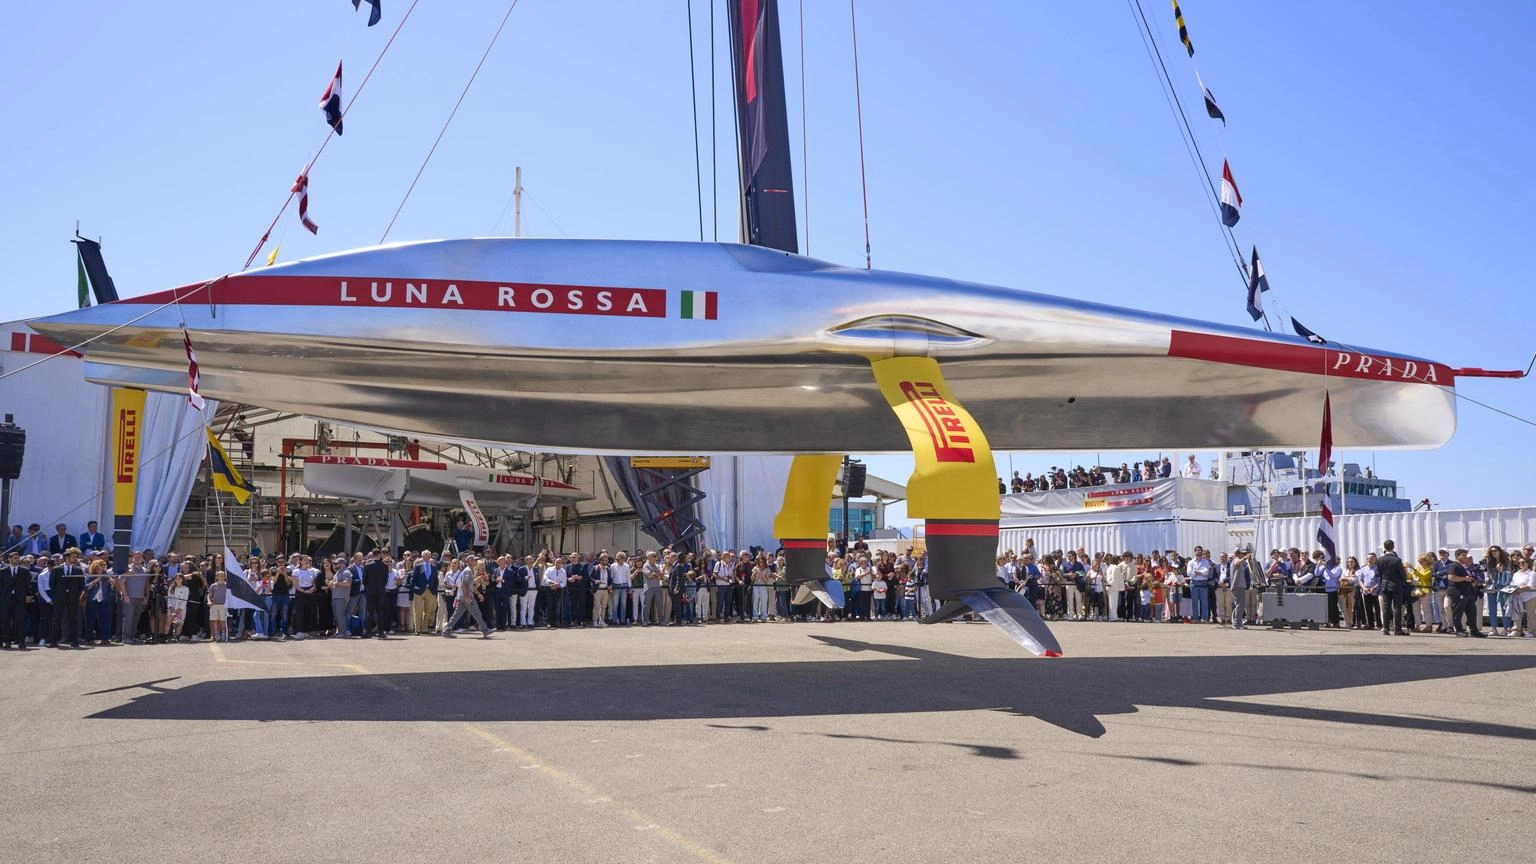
[1315,393,1338,563]
[1219,160,1242,227]
[1173,0,1194,57]
[319,62,343,135]
[206,428,256,505]
[352,0,381,27]
[1292,317,1327,344]
[183,326,205,410]
[1197,72,1225,125]
[293,171,318,235]
[1246,246,1269,321]
[265,245,280,267]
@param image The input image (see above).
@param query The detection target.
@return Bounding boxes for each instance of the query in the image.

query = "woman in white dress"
[1507,553,1536,638]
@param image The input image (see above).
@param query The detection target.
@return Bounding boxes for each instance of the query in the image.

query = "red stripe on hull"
[1168,330,1452,385]
[119,275,667,319]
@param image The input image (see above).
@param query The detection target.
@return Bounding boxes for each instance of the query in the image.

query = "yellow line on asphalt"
[202,644,728,862]
[462,723,737,864]
[260,648,731,864]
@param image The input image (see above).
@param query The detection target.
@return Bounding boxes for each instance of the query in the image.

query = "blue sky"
[2,2,1532,520]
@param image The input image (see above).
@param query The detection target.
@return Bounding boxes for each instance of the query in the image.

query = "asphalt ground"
[2,619,1532,864]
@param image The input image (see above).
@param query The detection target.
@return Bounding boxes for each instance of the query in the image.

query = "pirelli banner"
[1000,477,1226,520]
[110,387,146,573]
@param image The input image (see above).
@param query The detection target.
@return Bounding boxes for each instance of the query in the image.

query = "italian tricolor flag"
[679,289,718,320]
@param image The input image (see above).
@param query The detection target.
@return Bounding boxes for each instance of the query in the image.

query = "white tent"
[998,478,1228,557]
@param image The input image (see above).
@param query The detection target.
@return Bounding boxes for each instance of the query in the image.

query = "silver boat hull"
[31,239,1458,454]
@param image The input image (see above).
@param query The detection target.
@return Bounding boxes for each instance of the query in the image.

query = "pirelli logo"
[899,380,975,463]
[115,407,139,484]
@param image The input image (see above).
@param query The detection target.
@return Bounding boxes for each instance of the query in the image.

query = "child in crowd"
[208,571,230,643]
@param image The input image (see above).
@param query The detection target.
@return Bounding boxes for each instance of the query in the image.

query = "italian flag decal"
[679,289,718,320]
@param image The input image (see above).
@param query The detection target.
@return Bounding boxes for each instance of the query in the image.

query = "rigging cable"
[242,0,423,271]
[379,0,522,244]
[1125,0,1255,319]
[0,278,225,383]
[686,0,705,241]
[799,0,811,255]
[848,0,872,269]
[710,0,718,242]
[524,189,571,238]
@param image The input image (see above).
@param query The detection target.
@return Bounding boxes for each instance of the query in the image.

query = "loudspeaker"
[843,462,867,498]
[0,424,24,481]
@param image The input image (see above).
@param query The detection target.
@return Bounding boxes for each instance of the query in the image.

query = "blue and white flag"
[319,61,343,135]
[221,547,263,612]
[1291,317,1326,344]
[1246,246,1269,321]
[352,0,381,27]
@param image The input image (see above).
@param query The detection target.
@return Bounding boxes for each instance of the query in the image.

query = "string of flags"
[269,3,387,245]
[1166,1,1315,338]
[1169,3,1339,559]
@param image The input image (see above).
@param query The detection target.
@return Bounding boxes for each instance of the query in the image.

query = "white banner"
[459,489,489,547]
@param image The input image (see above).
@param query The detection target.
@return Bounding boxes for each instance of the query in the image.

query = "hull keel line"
[773,454,845,608]
[871,356,1062,657]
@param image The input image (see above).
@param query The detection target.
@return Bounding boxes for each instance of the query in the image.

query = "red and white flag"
[1315,393,1337,563]
[1219,160,1242,227]
[293,171,318,234]
[183,326,206,410]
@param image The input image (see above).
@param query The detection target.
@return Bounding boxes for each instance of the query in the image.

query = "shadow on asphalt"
[86,636,1536,739]
[1097,753,1536,794]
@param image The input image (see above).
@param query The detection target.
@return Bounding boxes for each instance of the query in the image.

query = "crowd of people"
[3,520,1533,649]
[1002,455,1207,493]
[0,537,946,648]
[994,540,1536,637]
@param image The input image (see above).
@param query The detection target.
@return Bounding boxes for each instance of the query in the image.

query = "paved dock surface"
[3,621,1531,864]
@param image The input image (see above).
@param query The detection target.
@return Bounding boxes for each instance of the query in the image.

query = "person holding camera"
[1446,549,1487,637]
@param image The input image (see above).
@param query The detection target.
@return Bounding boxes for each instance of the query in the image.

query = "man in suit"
[514,555,538,629]
[51,548,86,648]
[20,525,46,557]
[1,550,30,649]
[491,555,514,630]
[345,552,369,636]
[566,552,591,627]
[78,521,107,555]
[1376,539,1412,636]
[4,525,23,555]
[48,524,78,557]
[362,551,393,638]
[410,551,439,635]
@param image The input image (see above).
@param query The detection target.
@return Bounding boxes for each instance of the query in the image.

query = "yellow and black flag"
[1173,0,1194,57]
[206,428,256,504]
